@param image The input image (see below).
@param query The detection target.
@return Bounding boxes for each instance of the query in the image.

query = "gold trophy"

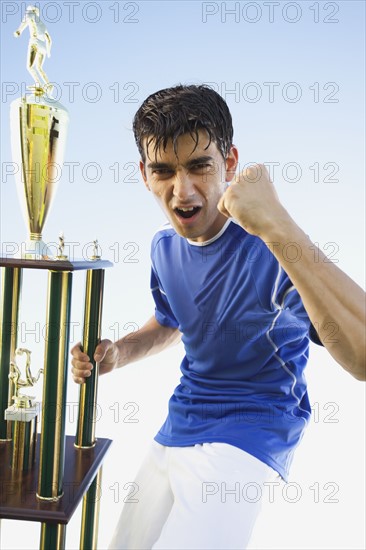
[5,348,43,471]
[11,5,69,259]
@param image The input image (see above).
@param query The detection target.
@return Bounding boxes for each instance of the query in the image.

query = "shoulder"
[151,222,178,255]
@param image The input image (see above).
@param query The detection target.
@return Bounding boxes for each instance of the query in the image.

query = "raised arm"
[14,18,27,37]
[71,315,181,384]
[218,163,366,381]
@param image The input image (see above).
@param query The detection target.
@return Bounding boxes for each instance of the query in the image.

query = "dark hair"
[133,84,233,163]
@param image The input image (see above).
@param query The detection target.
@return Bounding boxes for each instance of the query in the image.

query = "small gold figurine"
[90,239,101,261]
[14,5,53,94]
[56,231,68,260]
[9,348,43,409]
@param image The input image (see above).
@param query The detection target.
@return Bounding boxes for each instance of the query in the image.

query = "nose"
[172,170,196,202]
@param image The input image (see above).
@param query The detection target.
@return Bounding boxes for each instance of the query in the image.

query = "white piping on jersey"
[267,265,310,424]
[152,221,173,238]
[271,263,283,310]
[272,264,296,310]
[152,219,233,246]
[151,285,166,296]
[187,218,232,247]
[266,311,310,423]
[281,285,296,307]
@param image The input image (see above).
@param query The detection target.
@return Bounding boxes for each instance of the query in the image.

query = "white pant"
[108,440,280,550]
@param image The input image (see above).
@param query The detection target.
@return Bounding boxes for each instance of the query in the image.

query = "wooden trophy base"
[0,435,112,524]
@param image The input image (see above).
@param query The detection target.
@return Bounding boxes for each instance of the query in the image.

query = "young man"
[71,85,365,549]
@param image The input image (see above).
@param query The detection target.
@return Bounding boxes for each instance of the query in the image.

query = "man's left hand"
[217,163,288,238]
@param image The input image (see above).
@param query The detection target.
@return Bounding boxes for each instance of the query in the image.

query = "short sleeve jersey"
[151,219,322,481]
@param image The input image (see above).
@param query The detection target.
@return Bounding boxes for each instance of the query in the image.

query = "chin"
[173,225,200,240]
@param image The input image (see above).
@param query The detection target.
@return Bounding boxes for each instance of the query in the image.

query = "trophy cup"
[0,8,113,550]
[11,5,69,259]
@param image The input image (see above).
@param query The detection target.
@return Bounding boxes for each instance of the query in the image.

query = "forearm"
[261,212,366,380]
[15,20,26,35]
[115,315,181,368]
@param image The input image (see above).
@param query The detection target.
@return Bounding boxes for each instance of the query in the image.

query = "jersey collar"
[187,218,233,247]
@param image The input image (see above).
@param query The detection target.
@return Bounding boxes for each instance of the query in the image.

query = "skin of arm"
[71,315,181,384]
[218,163,366,381]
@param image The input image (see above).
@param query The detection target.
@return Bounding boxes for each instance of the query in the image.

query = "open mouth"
[174,206,202,219]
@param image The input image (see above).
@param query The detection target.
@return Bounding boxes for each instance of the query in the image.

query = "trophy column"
[37,269,73,549]
[40,524,66,550]
[76,269,105,449]
[38,270,72,502]
[0,266,22,441]
[76,268,105,549]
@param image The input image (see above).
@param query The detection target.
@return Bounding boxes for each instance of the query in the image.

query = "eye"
[191,163,211,171]
[152,168,173,176]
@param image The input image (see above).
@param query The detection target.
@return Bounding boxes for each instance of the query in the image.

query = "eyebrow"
[147,162,172,170]
[186,156,214,169]
[147,156,215,171]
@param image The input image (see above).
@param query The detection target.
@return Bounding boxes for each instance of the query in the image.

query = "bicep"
[142,315,181,346]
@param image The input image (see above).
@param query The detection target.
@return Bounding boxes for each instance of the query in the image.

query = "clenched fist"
[218,163,288,238]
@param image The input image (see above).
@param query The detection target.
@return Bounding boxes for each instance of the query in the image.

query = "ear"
[139,160,151,191]
[224,145,239,183]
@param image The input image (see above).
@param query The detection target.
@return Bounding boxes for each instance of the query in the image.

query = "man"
[71,85,365,549]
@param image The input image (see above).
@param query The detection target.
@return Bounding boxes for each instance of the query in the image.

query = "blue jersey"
[151,219,322,481]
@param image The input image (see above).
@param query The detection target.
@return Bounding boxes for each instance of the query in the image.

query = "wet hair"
[133,84,233,163]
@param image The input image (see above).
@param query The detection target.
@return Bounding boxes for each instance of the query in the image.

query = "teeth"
[177,207,195,211]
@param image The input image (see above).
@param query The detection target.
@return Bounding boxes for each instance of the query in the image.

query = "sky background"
[0,1,365,548]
